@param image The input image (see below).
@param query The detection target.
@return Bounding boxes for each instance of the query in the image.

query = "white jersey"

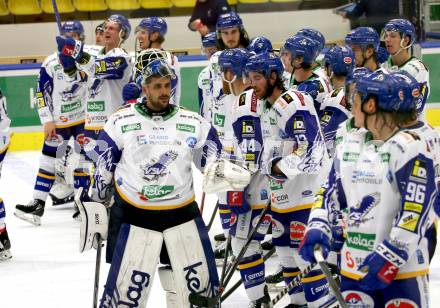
[381,57,429,115]
[0,91,10,152]
[208,51,224,104]
[211,94,236,152]
[91,102,221,209]
[310,127,439,281]
[37,52,88,127]
[167,51,181,106]
[77,47,131,131]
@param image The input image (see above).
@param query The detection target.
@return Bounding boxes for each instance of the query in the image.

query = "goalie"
[79,59,227,307]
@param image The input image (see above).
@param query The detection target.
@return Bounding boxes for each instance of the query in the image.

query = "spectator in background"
[336,0,399,34]
[95,22,104,46]
[188,0,231,37]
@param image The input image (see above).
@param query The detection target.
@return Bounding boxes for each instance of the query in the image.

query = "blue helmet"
[137,17,168,37]
[356,71,417,112]
[283,35,319,65]
[142,59,175,84]
[202,32,217,48]
[248,36,273,54]
[346,67,373,85]
[297,28,325,53]
[61,21,84,41]
[218,48,250,77]
[390,70,421,111]
[377,46,389,64]
[382,18,416,46]
[216,12,243,31]
[107,14,131,41]
[245,52,284,78]
[345,27,380,51]
[323,45,355,76]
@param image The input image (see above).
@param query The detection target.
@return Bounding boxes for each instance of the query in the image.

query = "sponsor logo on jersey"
[293,116,305,132]
[381,152,390,162]
[245,153,255,161]
[214,113,225,127]
[398,211,420,232]
[403,201,423,213]
[269,117,276,125]
[351,169,382,184]
[346,232,375,251]
[59,116,69,122]
[282,93,293,104]
[176,123,195,133]
[36,92,45,108]
[242,120,255,137]
[343,152,359,162]
[293,91,306,106]
[410,159,427,182]
[116,270,151,307]
[274,193,289,205]
[269,179,283,190]
[271,217,284,238]
[184,262,206,293]
[385,299,417,308]
[186,136,197,148]
[121,123,142,133]
[345,292,374,306]
[244,270,265,283]
[141,185,174,199]
[290,221,306,243]
[251,92,257,112]
[239,93,246,106]
[87,101,105,112]
[227,191,243,206]
[252,213,272,233]
[260,189,268,200]
[320,110,332,125]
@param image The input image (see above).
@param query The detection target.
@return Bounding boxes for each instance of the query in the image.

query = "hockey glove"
[358,240,408,291]
[58,53,77,77]
[227,190,251,215]
[299,221,331,264]
[122,82,142,102]
[203,158,251,194]
[56,36,84,61]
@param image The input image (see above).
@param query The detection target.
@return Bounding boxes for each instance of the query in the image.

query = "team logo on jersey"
[121,123,142,133]
[142,150,178,181]
[214,113,225,127]
[61,83,81,102]
[87,100,105,112]
[242,120,255,137]
[385,299,417,308]
[176,123,195,133]
[290,221,306,244]
[349,192,380,227]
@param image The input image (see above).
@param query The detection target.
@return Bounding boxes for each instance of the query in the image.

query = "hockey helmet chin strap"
[221,72,238,95]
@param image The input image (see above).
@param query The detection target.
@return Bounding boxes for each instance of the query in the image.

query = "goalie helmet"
[136,17,168,37]
[248,36,273,54]
[323,45,355,76]
[283,35,319,65]
[245,52,284,78]
[218,48,250,77]
[382,18,416,47]
[61,20,85,41]
[297,28,325,53]
[142,59,175,84]
[345,27,379,51]
[106,14,131,41]
[134,48,170,86]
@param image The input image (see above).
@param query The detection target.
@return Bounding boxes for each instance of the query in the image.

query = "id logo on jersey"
[242,120,255,136]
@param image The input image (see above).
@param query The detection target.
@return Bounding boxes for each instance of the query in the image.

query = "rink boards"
[0,49,439,151]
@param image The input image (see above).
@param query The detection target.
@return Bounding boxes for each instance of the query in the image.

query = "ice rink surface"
[1,150,440,308]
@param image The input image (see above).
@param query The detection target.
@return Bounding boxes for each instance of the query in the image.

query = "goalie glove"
[76,188,108,253]
[203,158,251,194]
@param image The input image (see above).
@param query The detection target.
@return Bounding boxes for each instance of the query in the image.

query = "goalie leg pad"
[158,266,179,308]
[100,223,163,308]
[163,217,219,307]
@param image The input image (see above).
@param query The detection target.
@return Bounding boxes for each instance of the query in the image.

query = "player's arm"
[36,63,57,140]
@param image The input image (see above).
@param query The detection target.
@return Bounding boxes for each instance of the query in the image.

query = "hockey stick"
[93,234,102,308]
[200,192,206,215]
[206,201,219,232]
[314,247,347,308]
[189,201,271,307]
[219,234,232,288]
[51,0,63,34]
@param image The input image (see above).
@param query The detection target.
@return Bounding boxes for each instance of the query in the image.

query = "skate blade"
[0,250,12,261]
[14,210,41,226]
[267,283,285,292]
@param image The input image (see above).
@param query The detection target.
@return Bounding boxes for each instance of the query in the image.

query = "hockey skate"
[248,286,270,308]
[14,199,45,226]
[266,265,284,292]
[0,226,12,260]
[214,232,226,245]
[49,182,74,206]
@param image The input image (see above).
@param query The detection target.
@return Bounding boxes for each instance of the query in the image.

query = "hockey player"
[0,88,11,259]
[248,36,273,55]
[198,32,218,121]
[345,26,380,71]
[95,22,104,46]
[15,21,95,225]
[55,15,132,203]
[381,18,429,116]
[233,52,331,307]
[283,34,332,112]
[320,45,355,156]
[82,59,222,307]
[123,17,181,106]
[300,70,438,307]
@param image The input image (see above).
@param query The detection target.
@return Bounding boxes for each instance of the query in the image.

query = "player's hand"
[358,240,407,291]
[56,36,84,61]
[299,228,330,264]
[43,121,57,141]
[198,25,209,36]
[58,53,77,77]
[190,19,203,30]
[227,190,251,215]
[122,82,142,102]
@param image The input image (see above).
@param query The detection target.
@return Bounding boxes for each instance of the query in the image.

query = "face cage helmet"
[296,28,325,53]
[106,14,131,41]
[345,27,380,51]
[134,49,170,86]
[142,59,175,85]
[381,18,416,48]
[323,45,355,76]
[355,70,417,112]
[136,17,168,37]
[62,21,85,41]
[218,48,251,78]
[283,35,319,65]
[202,32,218,48]
[248,36,273,55]
[245,52,284,79]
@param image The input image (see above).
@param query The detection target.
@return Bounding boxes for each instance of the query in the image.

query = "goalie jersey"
[91,101,222,209]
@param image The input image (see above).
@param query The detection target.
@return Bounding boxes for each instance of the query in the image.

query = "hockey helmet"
[202,32,218,48]
[218,48,250,77]
[136,17,168,37]
[142,59,175,84]
[283,35,319,65]
[323,45,355,76]
[216,12,243,31]
[297,28,325,53]
[134,49,170,86]
[61,21,85,41]
[106,14,131,41]
[382,18,416,47]
[245,52,284,78]
[345,27,380,51]
[248,36,273,54]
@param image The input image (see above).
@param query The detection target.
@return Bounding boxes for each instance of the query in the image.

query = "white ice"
[1,150,439,307]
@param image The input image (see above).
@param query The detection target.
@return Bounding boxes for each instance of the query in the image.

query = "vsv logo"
[184,262,206,294]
